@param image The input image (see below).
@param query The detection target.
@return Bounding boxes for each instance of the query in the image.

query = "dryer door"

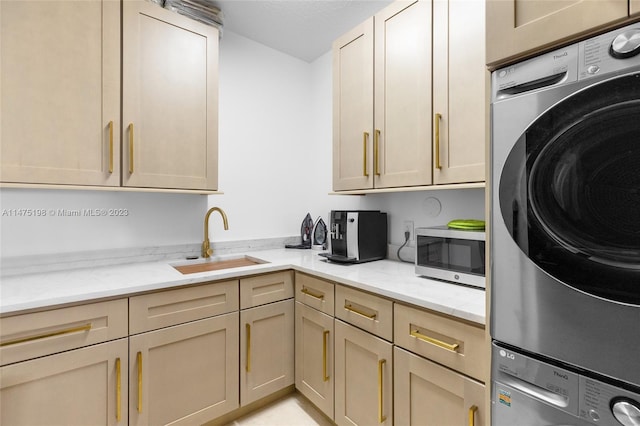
[499,72,640,305]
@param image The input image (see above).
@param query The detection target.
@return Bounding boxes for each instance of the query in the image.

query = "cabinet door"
[633,0,640,16]
[433,0,486,184]
[1,338,128,426]
[240,299,294,405]
[374,0,433,188]
[295,301,334,419]
[129,313,239,426]
[0,0,120,186]
[486,0,628,67]
[334,320,393,426]
[332,17,374,191]
[394,347,485,426]
[122,0,218,190]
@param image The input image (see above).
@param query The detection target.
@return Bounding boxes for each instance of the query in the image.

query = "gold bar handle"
[115,357,122,422]
[434,113,442,169]
[410,329,459,352]
[108,121,114,174]
[301,287,324,300]
[363,132,369,177]
[468,405,478,426]
[344,303,377,320]
[246,323,251,372]
[374,129,380,176]
[378,359,387,423]
[0,323,92,347]
[129,123,134,174]
[323,330,330,382]
[137,351,142,413]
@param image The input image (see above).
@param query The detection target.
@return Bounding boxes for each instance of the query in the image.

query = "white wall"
[0,30,483,259]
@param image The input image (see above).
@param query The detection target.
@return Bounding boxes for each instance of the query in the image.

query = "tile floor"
[224,393,334,426]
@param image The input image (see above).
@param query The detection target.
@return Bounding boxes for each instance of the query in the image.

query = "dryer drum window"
[499,72,640,304]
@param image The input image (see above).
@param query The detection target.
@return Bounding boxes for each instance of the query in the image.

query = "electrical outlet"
[403,220,414,242]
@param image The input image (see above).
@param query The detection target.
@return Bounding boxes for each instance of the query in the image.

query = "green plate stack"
[447,219,485,230]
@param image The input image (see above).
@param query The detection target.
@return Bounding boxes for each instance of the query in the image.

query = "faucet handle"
[206,248,213,257]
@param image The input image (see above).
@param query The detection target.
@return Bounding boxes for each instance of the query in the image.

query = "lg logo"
[499,349,516,360]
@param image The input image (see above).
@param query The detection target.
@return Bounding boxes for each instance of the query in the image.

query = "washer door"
[499,72,640,305]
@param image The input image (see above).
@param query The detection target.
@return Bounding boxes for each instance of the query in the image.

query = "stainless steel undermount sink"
[171,255,268,274]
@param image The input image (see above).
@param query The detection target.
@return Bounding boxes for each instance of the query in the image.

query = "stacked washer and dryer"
[490,24,640,425]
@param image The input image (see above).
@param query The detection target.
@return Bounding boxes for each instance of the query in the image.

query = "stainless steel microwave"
[415,226,486,288]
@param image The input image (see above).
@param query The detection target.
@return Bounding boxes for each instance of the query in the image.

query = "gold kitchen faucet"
[202,207,229,258]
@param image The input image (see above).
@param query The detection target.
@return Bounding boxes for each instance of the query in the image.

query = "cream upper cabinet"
[333,1,432,191]
[332,18,375,191]
[486,0,629,67]
[0,0,121,186]
[633,0,640,15]
[394,346,485,426]
[374,0,433,188]
[432,0,486,184]
[122,0,218,191]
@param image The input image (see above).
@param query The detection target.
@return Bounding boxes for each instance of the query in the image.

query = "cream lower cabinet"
[0,339,128,426]
[0,0,120,186]
[394,347,485,426]
[122,0,218,191]
[129,313,239,426]
[486,0,629,67]
[240,299,294,405]
[334,320,393,426]
[295,301,334,419]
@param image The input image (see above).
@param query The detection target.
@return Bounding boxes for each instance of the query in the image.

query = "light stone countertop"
[0,248,486,325]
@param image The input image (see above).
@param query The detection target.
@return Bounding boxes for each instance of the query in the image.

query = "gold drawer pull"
[301,287,324,300]
[363,132,369,177]
[344,303,377,320]
[323,330,330,382]
[129,123,135,174]
[434,113,442,169]
[0,323,92,347]
[115,357,122,421]
[246,323,251,372]
[137,351,143,413]
[469,405,478,426]
[410,329,459,352]
[374,129,380,176]
[378,358,387,423]
[108,120,114,174]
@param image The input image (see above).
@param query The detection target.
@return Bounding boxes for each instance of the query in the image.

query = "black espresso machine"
[320,210,387,264]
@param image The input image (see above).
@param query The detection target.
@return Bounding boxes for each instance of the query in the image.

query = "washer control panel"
[578,23,640,80]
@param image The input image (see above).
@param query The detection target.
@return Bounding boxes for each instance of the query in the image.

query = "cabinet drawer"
[295,272,335,315]
[0,299,128,366]
[240,271,294,309]
[335,285,393,341]
[394,303,486,382]
[129,280,238,334]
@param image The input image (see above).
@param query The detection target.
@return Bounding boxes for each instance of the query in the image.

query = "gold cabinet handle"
[344,303,377,320]
[108,121,114,174]
[323,330,330,382]
[301,287,324,300]
[115,357,122,422]
[129,123,134,174]
[410,329,459,352]
[434,113,442,169]
[469,405,478,426]
[137,351,142,413]
[374,129,380,176]
[246,323,251,372]
[0,323,91,347]
[378,359,387,423]
[363,132,369,177]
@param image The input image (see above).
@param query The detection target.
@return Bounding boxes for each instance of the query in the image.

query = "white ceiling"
[209,0,395,62]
